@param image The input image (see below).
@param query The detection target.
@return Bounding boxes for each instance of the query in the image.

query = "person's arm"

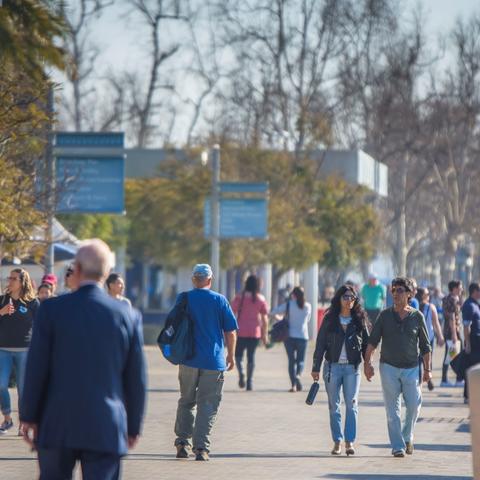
[123,310,147,449]
[464,324,471,354]
[224,330,237,371]
[311,315,328,380]
[260,314,269,345]
[462,302,474,354]
[364,312,383,381]
[418,312,433,382]
[430,304,444,346]
[445,298,458,343]
[361,325,370,359]
[20,303,52,449]
[269,302,286,319]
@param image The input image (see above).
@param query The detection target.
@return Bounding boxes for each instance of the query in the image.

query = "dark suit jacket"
[21,284,146,455]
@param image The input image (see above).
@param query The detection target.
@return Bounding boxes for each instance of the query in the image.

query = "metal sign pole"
[211,145,220,289]
[45,84,55,274]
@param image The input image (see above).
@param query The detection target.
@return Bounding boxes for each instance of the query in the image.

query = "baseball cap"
[192,264,213,278]
[41,273,57,286]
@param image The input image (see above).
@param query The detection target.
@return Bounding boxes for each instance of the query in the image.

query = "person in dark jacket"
[0,268,39,435]
[21,239,146,479]
[311,284,369,456]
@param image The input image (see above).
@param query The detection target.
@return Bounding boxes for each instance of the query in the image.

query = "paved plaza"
[0,344,473,479]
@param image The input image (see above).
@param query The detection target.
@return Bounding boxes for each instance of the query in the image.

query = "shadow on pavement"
[365,443,471,452]
[322,475,471,480]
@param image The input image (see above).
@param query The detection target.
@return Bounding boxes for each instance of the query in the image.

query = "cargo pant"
[174,365,224,453]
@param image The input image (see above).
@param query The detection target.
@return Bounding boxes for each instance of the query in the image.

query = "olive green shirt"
[368,307,432,369]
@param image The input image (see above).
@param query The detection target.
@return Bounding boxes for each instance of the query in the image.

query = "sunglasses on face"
[342,294,356,301]
[392,286,408,294]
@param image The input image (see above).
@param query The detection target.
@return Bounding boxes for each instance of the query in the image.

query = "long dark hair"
[292,286,305,309]
[416,287,428,307]
[324,284,368,332]
[244,274,259,302]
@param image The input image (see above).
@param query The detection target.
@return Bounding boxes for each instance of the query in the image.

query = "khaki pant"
[174,365,224,453]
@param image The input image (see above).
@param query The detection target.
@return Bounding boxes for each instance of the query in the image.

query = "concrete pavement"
[0,344,473,479]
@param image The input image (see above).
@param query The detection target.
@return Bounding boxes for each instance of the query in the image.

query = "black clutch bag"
[305,381,320,405]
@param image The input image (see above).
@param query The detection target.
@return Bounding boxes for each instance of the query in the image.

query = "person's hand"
[262,334,269,346]
[422,369,432,383]
[364,363,375,382]
[437,336,445,348]
[128,435,139,449]
[0,303,14,316]
[226,354,235,371]
[21,422,38,450]
[311,371,319,382]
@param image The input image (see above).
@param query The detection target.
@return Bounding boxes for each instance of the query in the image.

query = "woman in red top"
[231,275,269,391]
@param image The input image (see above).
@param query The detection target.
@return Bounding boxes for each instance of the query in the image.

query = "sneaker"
[0,419,13,434]
[427,380,434,391]
[331,442,342,455]
[405,442,414,455]
[176,444,190,459]
[289,385,297,392]
[195,449,209,461]
[440,381,453,388]
[455,380,465,387]
[393,449,405,458]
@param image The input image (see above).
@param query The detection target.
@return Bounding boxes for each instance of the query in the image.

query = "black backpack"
[157,292,195,365]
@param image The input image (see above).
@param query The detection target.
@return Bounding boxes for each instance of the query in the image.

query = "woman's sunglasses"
[342,294,356,301]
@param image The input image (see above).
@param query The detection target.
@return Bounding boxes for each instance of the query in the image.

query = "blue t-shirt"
[182,288,238,371]
[462,297,480,338]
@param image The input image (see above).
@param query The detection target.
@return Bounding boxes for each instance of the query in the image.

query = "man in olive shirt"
[364,277,432,458]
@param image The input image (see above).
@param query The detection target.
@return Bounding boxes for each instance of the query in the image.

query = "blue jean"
[379,362,421,452]
[284,338,308,387]
[0,349,28,416]
[322,362,360,442]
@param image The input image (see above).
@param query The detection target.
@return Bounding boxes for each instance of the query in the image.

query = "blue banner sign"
[204,198,268,238]
[56,132,124,148]
[219,182,269,194]
[56,157,125,213]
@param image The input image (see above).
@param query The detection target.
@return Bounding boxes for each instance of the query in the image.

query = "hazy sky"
[55,0,480,144]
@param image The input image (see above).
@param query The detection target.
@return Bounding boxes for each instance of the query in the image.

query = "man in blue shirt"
[462,282,480,403]
[174,264,237,461]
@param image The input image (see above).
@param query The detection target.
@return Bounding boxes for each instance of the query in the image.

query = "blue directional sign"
[54,132,125,213]
[204,198,268,238]
[56,157,125,213]
[219,182,269,194]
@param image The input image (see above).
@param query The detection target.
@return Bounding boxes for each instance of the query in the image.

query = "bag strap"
[237,291,246,322]
[285,299,290,321]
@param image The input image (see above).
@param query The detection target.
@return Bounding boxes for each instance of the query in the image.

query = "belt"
[337,359,350,365]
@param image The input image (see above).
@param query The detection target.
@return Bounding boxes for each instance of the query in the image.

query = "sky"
[54,0,480,145]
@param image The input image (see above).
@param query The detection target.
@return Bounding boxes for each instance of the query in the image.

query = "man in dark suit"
[21,239,146,480]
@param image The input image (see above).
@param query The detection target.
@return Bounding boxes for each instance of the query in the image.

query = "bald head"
[75,239,113,282]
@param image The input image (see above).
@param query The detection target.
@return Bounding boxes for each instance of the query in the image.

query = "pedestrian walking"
[415,287,445,390]
[41,273,58,296]
[461,282,480,403]
[441,280,464,387]
[106,272,132,308]
[174,264,237,461]
[21,239,146,479]
[0,269,39,435]
[311,284,369,456]
[271,286,311,392]
[364,277,432,458]
[231,275,269,391]
[37,283,54,302]
[360,273,385,324]
[409,278,420,309]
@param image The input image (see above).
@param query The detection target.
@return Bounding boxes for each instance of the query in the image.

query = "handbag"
[450,350,470,381]
[270,300,290,343]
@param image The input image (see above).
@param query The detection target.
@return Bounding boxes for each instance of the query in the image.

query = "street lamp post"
[45,84,55,274]
[211,145,220,289]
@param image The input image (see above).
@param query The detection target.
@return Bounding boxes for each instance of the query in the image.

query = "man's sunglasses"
[342,294,356,301]
[392,286,408,294]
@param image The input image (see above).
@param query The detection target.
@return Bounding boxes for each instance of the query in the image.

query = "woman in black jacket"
[311,284,369,456]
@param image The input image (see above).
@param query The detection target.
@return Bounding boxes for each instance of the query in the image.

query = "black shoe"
[195,449,209,461]
[246,381,253,391]
[345,442,355,456]
[238,374,245,389]
[176,444,190,459]
[295,377,303,392]
[427,380,434,391]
